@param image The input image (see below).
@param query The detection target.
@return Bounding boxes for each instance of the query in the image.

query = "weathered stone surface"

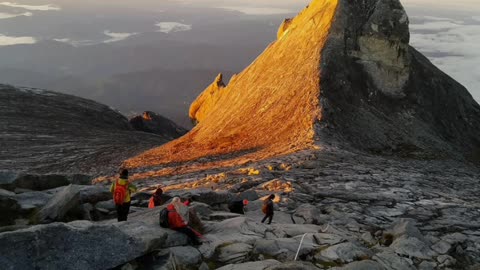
[0,219,188,270]
[11,174,70,191]
[0,189,19,225]
[129,111,187,140]
[373,250,415,270]
[217,242,252,264]
[387,219,426,242]
[331,260,384,270]
[236,190,259,201]
[253,238,317,261]
[168,188,233,206]
[216,259,281,270]
[168,246,202,269]
[0,85,166,175]
[78,185,111,204]
[389,236,436,260]
[320,242,373,263]
[35,184,81,223]
[0,171,18,191]
[432,240,452,254]
[200,217,267,259]
[266,261,320,270]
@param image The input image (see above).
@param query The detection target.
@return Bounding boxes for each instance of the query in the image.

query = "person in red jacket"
[167,197,202,245]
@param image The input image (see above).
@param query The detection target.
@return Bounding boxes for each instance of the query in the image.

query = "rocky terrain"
[130,111,188,140]
[1,149,479,269]
[0,85,172,176]
[123,0,480,181]
[1,0,479,269]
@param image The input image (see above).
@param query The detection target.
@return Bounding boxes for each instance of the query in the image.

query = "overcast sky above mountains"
[0,0,478,121]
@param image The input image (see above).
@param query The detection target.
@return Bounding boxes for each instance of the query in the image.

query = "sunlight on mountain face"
[0,34,36,46]
[0,11,32,19]
[0,2,60,11]
[156,22,192,33]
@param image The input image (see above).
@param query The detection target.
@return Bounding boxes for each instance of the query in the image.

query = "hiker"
[261,194,275,224]
[167,197,202,245]
[183,197,193,206]
[148,186,163,208]
[110,169,137,222]
[228,199,249,215]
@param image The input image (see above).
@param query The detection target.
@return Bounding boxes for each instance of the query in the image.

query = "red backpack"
[113,180,128,205]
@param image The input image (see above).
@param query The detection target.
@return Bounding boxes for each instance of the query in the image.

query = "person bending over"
[167,197,202,245]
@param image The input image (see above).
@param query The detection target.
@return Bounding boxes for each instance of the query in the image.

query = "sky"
[0,0,478,104]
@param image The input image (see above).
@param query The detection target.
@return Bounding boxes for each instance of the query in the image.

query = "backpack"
[159,208,170,228]
[113,180,128,205]
[262,202,268,214]
[148,197,155,209]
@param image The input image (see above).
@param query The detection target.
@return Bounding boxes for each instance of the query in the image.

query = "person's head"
[268,194,275,200]
[243,199,249,206]
[172,197,181,204]
[119,169,128,179]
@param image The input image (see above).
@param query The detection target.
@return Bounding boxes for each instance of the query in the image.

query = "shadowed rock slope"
[0,85,167,175]
[125,0,480,179]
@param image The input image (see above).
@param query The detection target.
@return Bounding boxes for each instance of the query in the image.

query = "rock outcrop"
[0,85,166,176]
[129,111,188,139]
[124,0,480,179]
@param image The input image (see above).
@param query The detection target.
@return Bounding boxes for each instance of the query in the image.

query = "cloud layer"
[0,11,32,19]
[103,31,137,43]
[156,22,192,34]
[0,34,36,46]
[219,6,294,15]
[0,2,60,11]
[409,16,480,102]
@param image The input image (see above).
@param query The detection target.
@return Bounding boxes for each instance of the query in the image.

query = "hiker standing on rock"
[261,194,275,224]
[110,169,137,222]
[148,185,163,208]
[166,197,202,245]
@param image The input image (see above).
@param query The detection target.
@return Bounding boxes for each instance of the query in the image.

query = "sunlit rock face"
[125,0,480,180]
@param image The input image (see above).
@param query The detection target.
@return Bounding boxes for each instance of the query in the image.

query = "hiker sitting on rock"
[167,197,202,245]
[261,194,275,224]
[228,199,249,215]
[110,169,137,222]
[148,185,163,208]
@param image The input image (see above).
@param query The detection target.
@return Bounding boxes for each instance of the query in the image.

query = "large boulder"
[35,184,81,223]
[216,259,281,270]
[319,241,373,264]
[168,188,233,206]
[200,217,267,259]
[0,217,188,270]
[0,171,18,191]
[253,238,318,261]
[216,242,253,264]
[0,189,19,226]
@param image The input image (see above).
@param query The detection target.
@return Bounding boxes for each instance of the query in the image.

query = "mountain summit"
[125,0,480,179]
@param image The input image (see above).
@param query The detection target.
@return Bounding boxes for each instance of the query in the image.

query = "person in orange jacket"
[148,186,163,208]
[167,197,202,245]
